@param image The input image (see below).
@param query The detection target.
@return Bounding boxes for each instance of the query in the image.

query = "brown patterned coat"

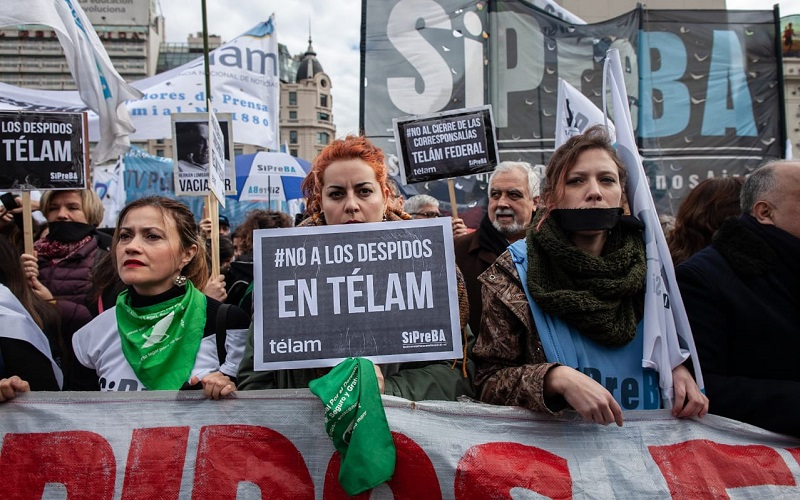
[473,250,568,414]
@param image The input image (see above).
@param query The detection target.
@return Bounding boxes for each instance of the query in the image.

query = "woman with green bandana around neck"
[237,135,475,401]
[70,196,250,398]
[474,125,708,425]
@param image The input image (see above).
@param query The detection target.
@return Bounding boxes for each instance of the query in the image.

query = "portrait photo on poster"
[172,113,236,196]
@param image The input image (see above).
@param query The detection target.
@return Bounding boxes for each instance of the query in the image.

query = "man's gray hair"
[488,161,541,199]
[404,194,439,214]
[741,161,783,214]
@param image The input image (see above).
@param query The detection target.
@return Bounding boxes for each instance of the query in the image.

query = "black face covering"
[550,208,645,233]
[47,221,96,243]
[550,208,624,232]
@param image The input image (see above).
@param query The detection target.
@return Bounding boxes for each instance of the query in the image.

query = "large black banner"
[362,1,781,216]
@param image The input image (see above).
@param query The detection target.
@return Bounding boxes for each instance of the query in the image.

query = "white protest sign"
[0,111,87,190]
[208,109,226,208]
[171,112,236,197]
[252,218,462,370]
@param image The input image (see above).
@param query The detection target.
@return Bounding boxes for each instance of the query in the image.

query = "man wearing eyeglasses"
[404,195,468,236]
[454,161,540,335]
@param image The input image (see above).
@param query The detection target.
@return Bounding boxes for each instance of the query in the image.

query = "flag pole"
[201,0,212,103]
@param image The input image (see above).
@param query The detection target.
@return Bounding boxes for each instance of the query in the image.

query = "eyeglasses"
[410,211,440,219]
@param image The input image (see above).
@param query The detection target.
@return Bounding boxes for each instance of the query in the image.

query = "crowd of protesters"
[1,131,798,439]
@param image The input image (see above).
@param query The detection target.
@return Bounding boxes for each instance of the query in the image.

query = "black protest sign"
[252,219,462,370]
[0,111,87,190]
[393,105,499,184]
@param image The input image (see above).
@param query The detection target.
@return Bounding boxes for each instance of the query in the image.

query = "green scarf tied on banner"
[116,282,207,390]
[309,357,396,495]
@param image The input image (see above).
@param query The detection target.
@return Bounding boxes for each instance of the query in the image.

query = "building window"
[156,149,165,157]
[288,91,297,106]
[290,149,298,157]
[234,147,243,156]
[317,132,330,145]
[290,130,298,144]
[289,110,297,120]
[317,112,329,122]
[320,94,328,107]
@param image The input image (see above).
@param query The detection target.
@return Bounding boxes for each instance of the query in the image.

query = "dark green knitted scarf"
[526,210,646,346]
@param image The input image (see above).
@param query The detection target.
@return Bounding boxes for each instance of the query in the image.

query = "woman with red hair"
[237,136,474,401]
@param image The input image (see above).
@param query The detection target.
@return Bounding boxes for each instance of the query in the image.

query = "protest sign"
[171,113,236,197]
[393,105,499,185]
[208,109,226,208]
[0,111,87,190]
[2,392,800,498]
[252,219,462,370]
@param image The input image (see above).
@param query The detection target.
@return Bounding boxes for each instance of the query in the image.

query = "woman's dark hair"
[238,209,293,257]
[667,177,744,266]
[0,234,60,333]
[112,196,209,290]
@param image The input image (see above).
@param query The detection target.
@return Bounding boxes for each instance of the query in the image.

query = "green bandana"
[116,283,207,390]
[309,358,396,495]
[527,210,646,346]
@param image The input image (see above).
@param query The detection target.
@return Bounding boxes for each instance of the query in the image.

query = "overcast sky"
[157,0,797,139]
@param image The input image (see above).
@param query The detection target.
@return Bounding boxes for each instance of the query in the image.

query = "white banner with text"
[2,391,800,498]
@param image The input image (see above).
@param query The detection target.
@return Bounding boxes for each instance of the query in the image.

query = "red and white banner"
[2,391,800,498]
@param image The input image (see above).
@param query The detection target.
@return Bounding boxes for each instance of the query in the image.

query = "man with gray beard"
[454,161,539,334]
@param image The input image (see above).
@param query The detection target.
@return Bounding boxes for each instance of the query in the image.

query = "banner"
[0,111,87,190]
[362,2,781,215]
[2,392,800,497]
[0,0,144,164]
[252,219,462,370]
[171,113,236,197]
[0,17,280,153]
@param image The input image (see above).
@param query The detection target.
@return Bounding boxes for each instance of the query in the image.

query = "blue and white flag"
[0,0,143,164]
[602,49,704,405]
[555,78,615,147]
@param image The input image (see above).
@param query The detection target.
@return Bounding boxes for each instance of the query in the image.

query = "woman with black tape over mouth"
[473,125,708,426]
[237,135,475,403]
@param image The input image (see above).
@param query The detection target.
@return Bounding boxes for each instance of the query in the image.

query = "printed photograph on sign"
[782,15,800,58]
[172,113,236,197]
[252,218,462,370]
[0,111,87,191]
[393,105,499,185]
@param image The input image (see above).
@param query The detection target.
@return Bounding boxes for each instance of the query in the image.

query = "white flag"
[0,284,63,389]
[0,0,143,164]
[603,49,704,405]
[555,78,614,147]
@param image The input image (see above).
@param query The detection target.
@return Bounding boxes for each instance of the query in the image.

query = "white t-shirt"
[72,307,247,391]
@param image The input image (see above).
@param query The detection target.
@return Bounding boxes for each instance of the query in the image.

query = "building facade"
[279,37,336,162]
[555,0,725,24]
